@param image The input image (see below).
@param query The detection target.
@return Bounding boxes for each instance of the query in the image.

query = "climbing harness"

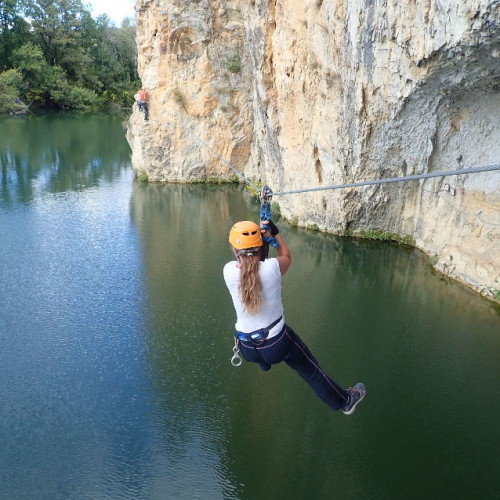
[231,316,283,366]
[231,337,243,367]
[235,315,283,343]
[235,330,268,342]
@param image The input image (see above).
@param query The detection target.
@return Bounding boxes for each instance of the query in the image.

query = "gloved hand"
[266,220,279,236]
[261,220,279,236]
[260,220,280,247]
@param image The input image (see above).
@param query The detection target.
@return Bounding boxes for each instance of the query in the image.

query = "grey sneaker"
[342,383,366,415]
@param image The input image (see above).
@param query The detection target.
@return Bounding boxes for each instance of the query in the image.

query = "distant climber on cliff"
[135,87,149,121]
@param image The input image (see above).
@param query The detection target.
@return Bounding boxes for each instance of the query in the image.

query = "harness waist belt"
[235,316,283,342]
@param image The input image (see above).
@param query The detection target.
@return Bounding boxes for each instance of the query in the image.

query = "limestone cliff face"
[127,0,500,300]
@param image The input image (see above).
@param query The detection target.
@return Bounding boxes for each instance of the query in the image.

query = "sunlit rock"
[127,0,500,299]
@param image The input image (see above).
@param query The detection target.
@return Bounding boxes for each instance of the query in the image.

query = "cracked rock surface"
[128,0,500,299]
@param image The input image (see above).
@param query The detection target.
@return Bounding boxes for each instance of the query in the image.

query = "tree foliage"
[0,68,28,113]
[0,0,139,113]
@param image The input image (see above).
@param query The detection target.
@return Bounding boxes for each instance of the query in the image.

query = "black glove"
[266,220,279,236]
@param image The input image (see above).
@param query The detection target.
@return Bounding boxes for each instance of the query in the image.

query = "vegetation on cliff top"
[0,0,139,114]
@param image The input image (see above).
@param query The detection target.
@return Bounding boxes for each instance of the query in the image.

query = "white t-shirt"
[223,257,285,338]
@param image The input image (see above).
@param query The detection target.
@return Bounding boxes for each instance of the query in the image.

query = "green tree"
[83,14,138,106]
[111,18,137,81]
[23,0,93,82]
[0,0,31,69]
[0,0,139,112]
[49,80,100,109]
[11,42,48,102]
[0,68,27,112]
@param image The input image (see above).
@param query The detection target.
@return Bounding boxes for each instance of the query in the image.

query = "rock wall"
[127,0,500,300]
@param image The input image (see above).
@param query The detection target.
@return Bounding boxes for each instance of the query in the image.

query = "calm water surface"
[1,114,499,500]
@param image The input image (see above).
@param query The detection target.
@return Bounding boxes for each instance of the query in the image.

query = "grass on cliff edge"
[134,171,241,184]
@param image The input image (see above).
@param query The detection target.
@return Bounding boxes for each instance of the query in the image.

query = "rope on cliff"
[181,125,500,196]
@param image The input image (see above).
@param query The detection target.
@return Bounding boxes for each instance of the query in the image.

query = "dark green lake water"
[1,113,499,500]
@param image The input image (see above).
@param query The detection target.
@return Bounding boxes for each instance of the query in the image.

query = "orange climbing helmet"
[229,221,263,249]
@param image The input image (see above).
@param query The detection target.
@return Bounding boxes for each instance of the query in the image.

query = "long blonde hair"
[238,249,262,315]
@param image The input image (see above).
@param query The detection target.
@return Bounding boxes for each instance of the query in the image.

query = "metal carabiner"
[231,339,243,367]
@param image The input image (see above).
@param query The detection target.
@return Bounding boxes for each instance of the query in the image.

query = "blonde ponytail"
[238,253,262,315]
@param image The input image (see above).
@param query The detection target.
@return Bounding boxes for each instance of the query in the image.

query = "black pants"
[238,325,349,411]
[138,101,148,120]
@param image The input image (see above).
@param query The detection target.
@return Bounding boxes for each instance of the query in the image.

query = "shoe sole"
[342,387,366,415]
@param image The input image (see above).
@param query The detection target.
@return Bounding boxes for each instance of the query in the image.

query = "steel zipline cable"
[182,125,500,196]
[272,164,500,196]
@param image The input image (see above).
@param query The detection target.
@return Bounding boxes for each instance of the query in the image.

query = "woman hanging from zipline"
[223,219,366,414]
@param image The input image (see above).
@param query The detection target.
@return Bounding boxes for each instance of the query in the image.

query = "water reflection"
[130,181,500,499]
[0,113,130,205]
[1,112,499,499]
[130,182,247,498]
